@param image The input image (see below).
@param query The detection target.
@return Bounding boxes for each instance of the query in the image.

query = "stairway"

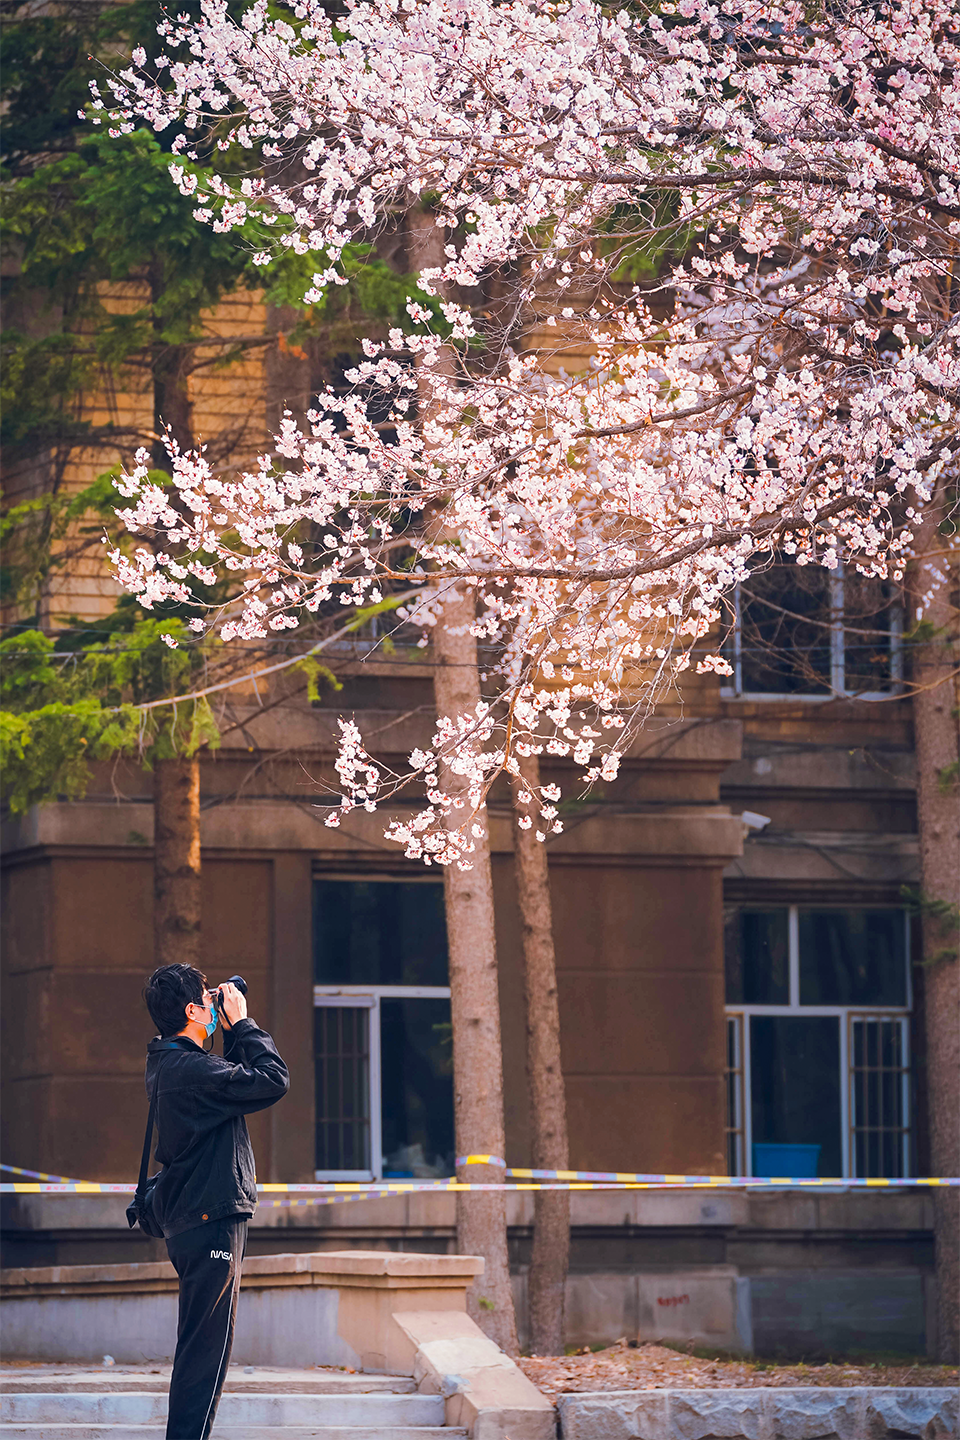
[0,1365,466,1438]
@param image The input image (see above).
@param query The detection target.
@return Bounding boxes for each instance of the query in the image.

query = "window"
[313,877,454,1180]
[724,906,911,1178]
[722,559,902,698]
[306,349,422,654]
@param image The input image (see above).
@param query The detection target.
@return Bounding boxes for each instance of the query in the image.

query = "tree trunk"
[510,751,570,1356]
[405,205,517,1352]
[153,752,202,970]
[434,583,519,1356]
[149,260,194,471]
[150,344,193,471]
[909,481,959,1363]
[148,284,203,976]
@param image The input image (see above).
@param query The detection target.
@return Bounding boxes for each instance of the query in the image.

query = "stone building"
[0,294,937,1359]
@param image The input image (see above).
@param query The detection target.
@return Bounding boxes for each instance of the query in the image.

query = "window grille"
[849,1014,911,1179]
[725,1013,745,1177]
[721,559,902,699]
[314,1001,372,1176]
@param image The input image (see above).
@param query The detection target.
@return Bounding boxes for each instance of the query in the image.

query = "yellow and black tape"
[3,1157,958,1205]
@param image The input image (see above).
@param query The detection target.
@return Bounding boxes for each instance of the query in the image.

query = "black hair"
[143,964,207,1037]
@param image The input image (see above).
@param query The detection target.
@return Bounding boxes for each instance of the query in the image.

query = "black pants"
[165,1216,248,1440]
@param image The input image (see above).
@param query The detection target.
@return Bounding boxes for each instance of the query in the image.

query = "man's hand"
[217,982,247,1031]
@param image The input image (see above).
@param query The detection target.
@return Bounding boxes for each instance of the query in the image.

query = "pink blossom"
[101,0,958,861]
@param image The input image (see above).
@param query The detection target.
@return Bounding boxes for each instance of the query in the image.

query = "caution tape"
[3,1175,958,1198]
[460,1157,960,1192]
[0,1163,82,1184]
[4,1161,958,1199]
[0,1181,657,1195]
[258,1193,408,1209]
[2,1182,137,1194]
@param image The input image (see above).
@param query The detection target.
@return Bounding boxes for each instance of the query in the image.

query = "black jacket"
[144,1019,289,1238]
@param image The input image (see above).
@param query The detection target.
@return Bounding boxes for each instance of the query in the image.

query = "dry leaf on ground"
[519,1343,958,1396]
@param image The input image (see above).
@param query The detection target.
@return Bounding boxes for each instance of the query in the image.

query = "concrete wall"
[0,1189,938,1358]
[750,1272,930,1359]
[494,856,728,1176]
[0,854,278,1183]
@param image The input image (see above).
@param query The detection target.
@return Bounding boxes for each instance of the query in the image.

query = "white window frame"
[722,564,903,701]
[313,983,453,1181]
[313,872,451,1181]
[724,907,911,1179]
[313,992,378,1182]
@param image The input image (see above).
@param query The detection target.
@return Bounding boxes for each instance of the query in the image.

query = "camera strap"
[135,1043,181,1205]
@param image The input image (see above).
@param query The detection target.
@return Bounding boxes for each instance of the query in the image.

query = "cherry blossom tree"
[99,0,956,856]
[98,0,959,1355]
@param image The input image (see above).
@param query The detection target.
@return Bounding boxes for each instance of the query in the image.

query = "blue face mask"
[202,1000,218,1038]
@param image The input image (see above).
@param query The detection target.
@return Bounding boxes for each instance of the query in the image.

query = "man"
[142,963,289,1440]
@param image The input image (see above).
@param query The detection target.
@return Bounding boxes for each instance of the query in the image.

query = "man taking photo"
[141,963,289,1440]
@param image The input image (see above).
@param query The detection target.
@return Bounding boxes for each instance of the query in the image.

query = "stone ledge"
[394,1309,555,1440]
[1,1258,175,1298]
[557,1387,958,1440]
[0,1249,480,1307]
[0,1249,483,1299]
[242,1250,483,1292]
[2,1185,936,1236]
[2,796,742,861]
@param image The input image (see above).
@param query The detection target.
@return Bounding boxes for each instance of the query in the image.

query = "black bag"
[126,1058,168,1239]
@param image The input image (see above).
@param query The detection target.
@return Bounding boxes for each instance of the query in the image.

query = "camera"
[215,975,247,1008]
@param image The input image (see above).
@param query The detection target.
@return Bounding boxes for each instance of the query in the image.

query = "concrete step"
[0,1428,464,1439]
[1,1391,447,1428]
[0,1368,417,1396]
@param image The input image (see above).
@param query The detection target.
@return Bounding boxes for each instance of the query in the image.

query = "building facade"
[2,631,936,1354]
[1,295,938,1358]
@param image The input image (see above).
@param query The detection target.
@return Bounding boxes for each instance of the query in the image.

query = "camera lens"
[215,974,247,1007]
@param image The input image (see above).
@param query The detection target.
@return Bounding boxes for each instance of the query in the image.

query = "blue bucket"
[752,1143,821,1178]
